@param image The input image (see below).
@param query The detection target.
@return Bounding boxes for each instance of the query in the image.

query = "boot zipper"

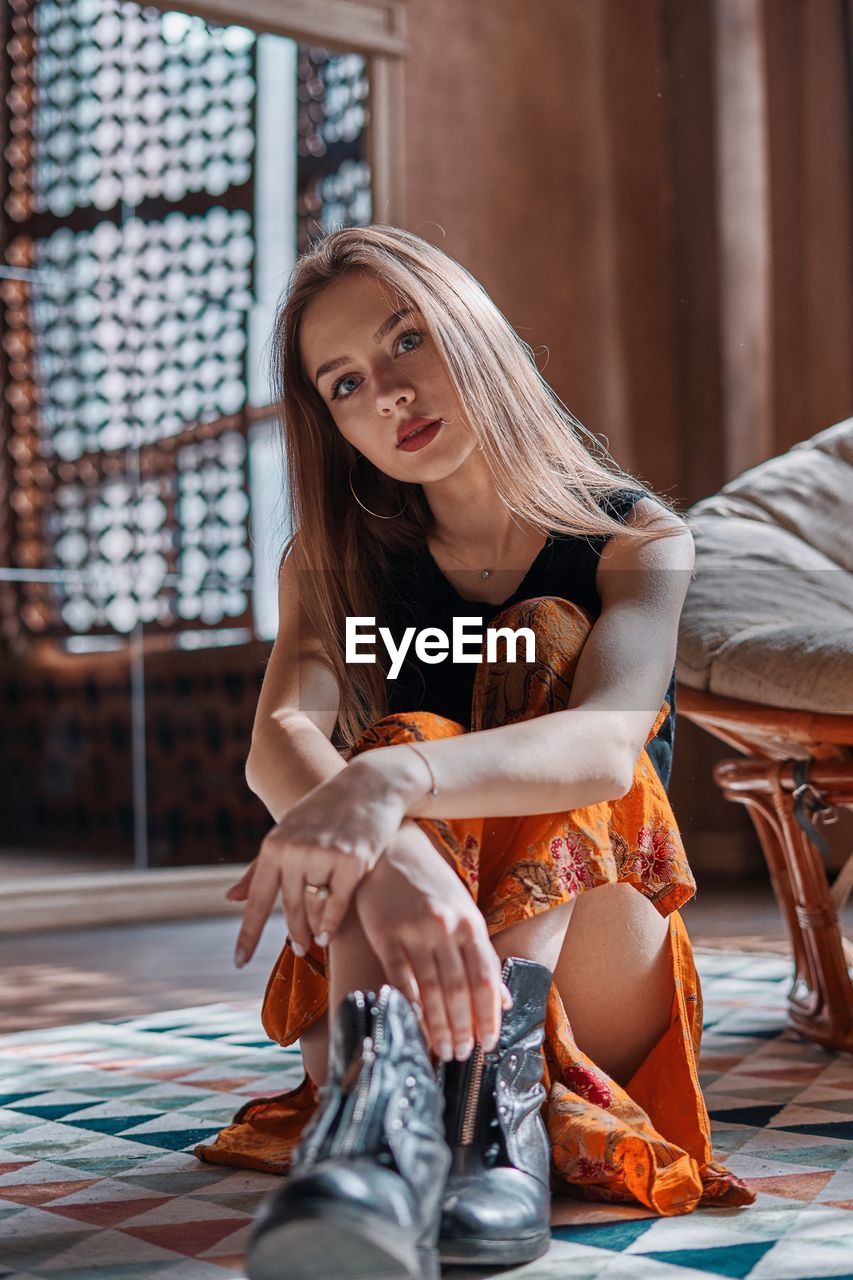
[459,1044,484,1145]
[336,986,392,1158]
[457,958,512,1146]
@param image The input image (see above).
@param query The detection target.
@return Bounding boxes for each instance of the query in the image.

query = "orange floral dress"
[196,597,757,1216]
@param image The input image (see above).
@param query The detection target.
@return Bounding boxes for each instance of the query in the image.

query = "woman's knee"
[350,709,466,758]
[473,596,595,724]
[491,595,593,638]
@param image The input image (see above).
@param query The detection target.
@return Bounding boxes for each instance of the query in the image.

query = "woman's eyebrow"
[314,306,416,385]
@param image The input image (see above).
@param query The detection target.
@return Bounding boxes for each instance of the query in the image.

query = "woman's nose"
[374,363,415,412]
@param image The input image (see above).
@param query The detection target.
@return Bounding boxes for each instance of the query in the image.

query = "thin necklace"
[436,542,494,580]
[429,529,549,580]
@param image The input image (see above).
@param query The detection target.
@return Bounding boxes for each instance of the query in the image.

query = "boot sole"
[246,1199,439,1280]
[439,1228,551,1266]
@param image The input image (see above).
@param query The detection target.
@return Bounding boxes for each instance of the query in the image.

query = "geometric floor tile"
[1,949,852,1279]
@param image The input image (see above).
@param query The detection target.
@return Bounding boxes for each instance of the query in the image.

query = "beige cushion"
[676,417,853,714]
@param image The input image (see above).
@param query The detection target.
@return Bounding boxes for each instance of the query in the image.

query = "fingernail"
[234,947,248,969]
[454,1040,474,1061]
[483,1033,499,1052]
[291,941,305,957]
[501,985,514,1009]
[437,1041,453,1063]
[315,932,329,948]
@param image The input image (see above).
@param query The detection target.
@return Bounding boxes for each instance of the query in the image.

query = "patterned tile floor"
[1,949,852,1279]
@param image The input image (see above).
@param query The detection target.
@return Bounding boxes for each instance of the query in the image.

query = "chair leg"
[714,757,853,1054]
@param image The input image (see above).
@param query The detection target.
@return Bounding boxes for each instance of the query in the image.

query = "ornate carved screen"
[0,0,387,870]
[0,0,372,653]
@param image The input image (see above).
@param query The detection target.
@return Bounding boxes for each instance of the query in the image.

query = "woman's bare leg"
[552,882,673,1086]
[490,884,674,1087]
[299,903,384,1088]
[487,887,675,1089]
[299,1018,331,1087]
[490,901,576,971]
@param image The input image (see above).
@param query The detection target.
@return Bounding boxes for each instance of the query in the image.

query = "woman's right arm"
[234,540,506,1051]
[244,543,346,824]
[226,543,347,905]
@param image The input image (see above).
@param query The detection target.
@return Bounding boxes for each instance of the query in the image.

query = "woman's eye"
[330,374,359,401]
[397,329,423,353]
[330,329,424,401]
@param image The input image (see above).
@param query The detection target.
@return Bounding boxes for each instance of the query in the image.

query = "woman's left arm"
[359,501,696,820]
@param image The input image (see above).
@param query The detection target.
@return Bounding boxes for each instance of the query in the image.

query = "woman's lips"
[397,419,442,452]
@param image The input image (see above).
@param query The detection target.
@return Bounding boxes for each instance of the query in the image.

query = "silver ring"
[305,882,331,900]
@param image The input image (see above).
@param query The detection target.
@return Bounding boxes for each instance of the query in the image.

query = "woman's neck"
[422,455,542,566]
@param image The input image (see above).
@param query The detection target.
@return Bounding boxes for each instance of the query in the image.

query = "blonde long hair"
[268,225,690,754]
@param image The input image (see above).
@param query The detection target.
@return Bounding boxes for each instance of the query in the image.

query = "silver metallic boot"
[245,984,451,1280]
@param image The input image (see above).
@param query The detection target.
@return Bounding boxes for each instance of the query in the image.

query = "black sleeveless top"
[374,489,676,793]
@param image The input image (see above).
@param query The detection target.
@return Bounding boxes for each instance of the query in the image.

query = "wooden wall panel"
[714,0,774,478]
[764,0,853,454]
[664,0,726,504]
[401,0,632,457]
[601,0,681,497]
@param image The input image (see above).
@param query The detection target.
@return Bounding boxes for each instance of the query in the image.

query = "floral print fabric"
[196,597,756,1214]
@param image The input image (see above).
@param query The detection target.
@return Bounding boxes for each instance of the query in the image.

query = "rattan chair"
[676,418,853,1053]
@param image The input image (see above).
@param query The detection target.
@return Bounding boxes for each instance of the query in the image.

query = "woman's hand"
[232,757,408,967]
[355,827,512,1059]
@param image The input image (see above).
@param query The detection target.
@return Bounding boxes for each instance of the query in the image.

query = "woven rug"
[1,949,852,1280]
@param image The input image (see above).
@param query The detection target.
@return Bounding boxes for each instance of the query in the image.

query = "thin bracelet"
[406,743,439,799]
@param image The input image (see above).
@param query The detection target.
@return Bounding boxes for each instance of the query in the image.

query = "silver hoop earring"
[348,456,407,519]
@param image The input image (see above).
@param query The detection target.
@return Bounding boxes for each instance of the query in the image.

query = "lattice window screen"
[296,47,371,252]
[0,0,372,650]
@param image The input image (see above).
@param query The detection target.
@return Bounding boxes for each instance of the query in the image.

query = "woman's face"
[298,269,478,482]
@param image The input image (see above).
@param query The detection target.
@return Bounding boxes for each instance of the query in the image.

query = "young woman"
[196,226,756,1279]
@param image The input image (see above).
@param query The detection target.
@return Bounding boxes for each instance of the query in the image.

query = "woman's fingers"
[302,858,337,940]
[225,860,258,902]
[462,937,503,1052]
[375,939,421,1010]
[234,857,280,966]
[280,865,313,956]
[312,858,361,946]
[434,944,475,1059]
[407,949,454,1061]
[226,877,250,902]
[367,910,501,1061]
